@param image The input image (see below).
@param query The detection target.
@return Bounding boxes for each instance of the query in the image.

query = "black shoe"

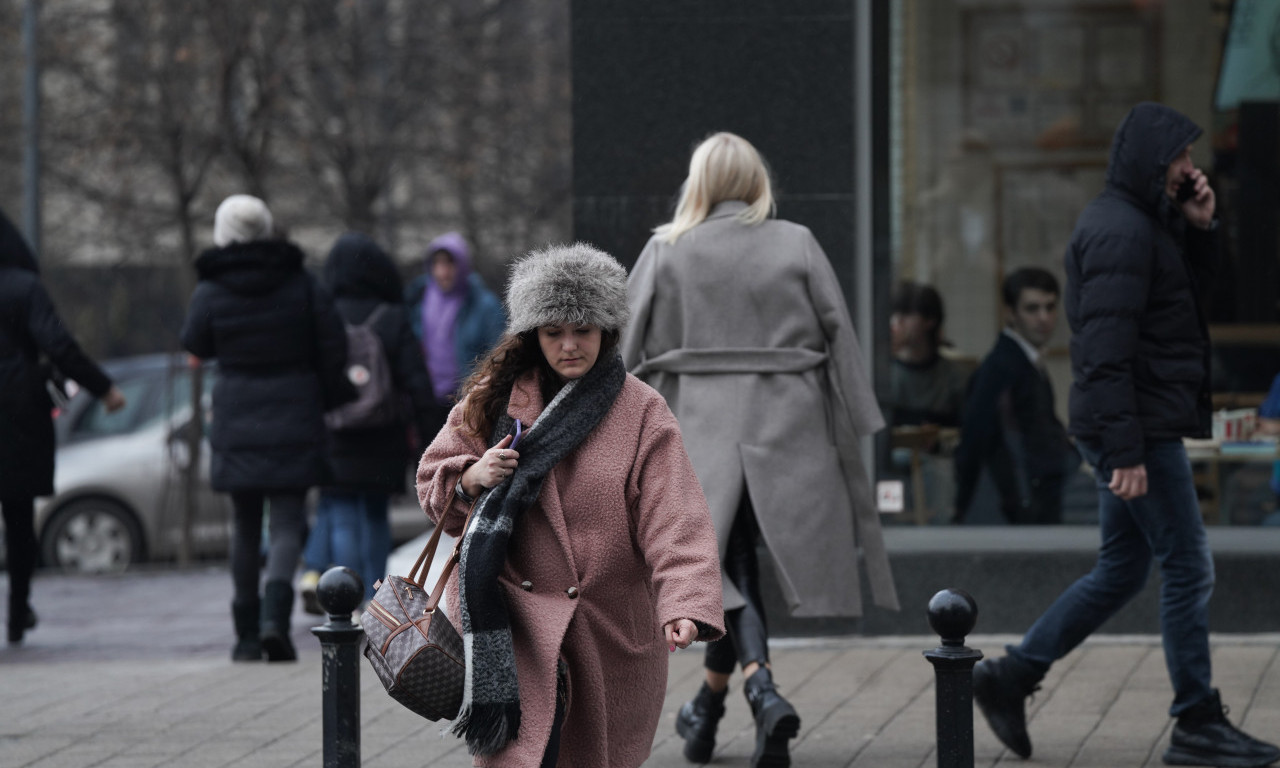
[260,581,297,662]
[7,606,37,645]
[676,682,729,763]
[743,668,800,768]
[972,655,1041,759]
[231,598,263,662]
[1163,690,1280,767]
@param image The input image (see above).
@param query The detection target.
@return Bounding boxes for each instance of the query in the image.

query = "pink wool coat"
[417,370,725,768]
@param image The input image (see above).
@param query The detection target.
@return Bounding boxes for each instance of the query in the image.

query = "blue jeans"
[1008,439,1215,717]
[303,490,390,601]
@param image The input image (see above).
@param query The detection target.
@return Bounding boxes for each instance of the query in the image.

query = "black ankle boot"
[231,598,262,661]
[973,654,1042,759]
[676,682,729,763]
[743,668,800,768]
[7,605,37,645]
[1163,689,1280,767]
[260,581,297,662]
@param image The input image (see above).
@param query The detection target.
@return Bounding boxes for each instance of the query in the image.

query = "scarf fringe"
[453,701,523,756]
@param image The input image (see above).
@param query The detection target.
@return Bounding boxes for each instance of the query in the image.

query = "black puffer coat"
[0,211,113,498]
[180,239,355,492]
[1064,102,1216,470]
[322,233,445,493]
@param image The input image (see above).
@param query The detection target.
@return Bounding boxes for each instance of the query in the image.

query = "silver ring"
[499,452,507,460]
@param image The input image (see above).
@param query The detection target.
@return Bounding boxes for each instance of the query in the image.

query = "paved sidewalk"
[3,565,1280,767]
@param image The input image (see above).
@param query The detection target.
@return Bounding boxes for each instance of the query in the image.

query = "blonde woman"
[622,132,899,768]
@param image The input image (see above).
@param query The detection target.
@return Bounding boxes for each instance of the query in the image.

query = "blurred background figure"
[180,195,355,662]
[405,232,506,410]
[953,268,1077,525]
[887,280,969,429]
[298,232,443,611]
[0,208,126,645]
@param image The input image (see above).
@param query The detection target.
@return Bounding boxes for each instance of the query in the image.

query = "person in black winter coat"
[180,195,355,662]
[0,209,126,645]
[298,232,444,609]
[954,268,1076,524]
[972,103,1280,767]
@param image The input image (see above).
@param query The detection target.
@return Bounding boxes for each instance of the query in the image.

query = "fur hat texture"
[506,243,630,335]
[213,194,274,247]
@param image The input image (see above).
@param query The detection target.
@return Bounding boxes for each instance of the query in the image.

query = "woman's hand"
[460,433,520,496]
[664,619,698,651]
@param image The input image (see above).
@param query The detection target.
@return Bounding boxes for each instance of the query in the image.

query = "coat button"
[520,580,533,592]
[565,586,579,599]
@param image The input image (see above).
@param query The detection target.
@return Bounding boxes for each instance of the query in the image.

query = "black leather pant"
[704,493,770,675]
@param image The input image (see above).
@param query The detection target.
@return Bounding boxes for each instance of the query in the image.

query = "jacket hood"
[1105,102,1202,215]
[423,231,472,291]
[324,232,403,303]
[0,208,39,273]
[193,239,307,295]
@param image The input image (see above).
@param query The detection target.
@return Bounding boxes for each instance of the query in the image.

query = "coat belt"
[631,348,827,377]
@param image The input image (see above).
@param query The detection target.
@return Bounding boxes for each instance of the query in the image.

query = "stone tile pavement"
[3,566,1280,767]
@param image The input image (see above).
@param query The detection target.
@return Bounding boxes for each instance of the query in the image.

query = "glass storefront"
[881,0,1280,526]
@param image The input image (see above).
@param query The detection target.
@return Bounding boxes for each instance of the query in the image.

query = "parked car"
[37,354,227,573]
[0,353,429,574]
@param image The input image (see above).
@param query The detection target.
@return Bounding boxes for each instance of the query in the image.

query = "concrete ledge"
[764,526,1280,638]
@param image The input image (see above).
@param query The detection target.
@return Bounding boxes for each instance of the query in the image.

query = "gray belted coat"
[621,201,899,616]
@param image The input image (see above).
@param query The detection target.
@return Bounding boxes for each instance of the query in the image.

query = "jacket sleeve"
[478,289,507,353]
[1184,221,1218,300]
[417,401,485,535]
[626,396,725,642]
[1074,230,1150,469]
[389,304,447,449]
[180,283,215,360]
[26,279,113,397]
[620,238,657,372]
[310,277,358,410]
[953,355,1006,517]
[803,230,885,436]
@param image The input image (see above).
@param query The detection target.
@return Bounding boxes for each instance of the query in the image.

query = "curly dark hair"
[457,328,621,440]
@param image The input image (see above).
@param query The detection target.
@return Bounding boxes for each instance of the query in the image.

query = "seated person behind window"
[887,281,968,428]
[1255,372,1280,523]
[953,268,1077,524]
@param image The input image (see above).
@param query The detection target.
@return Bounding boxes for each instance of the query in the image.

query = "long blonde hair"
[654,132,775,244]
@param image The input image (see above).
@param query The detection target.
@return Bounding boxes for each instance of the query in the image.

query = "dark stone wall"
[571,0,861,302]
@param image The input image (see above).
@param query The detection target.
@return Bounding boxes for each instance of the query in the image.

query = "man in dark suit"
[953,268,1075,524]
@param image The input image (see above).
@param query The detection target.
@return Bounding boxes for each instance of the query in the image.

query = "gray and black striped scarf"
[451,352,625,755]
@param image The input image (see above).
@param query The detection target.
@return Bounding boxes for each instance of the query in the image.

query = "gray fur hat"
[505,243,630,335]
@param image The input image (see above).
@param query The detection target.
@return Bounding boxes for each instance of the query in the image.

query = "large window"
[881,1,1279,526]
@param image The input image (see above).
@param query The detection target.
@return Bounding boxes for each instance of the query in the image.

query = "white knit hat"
[213,194,274,247]
[505,243,630,334]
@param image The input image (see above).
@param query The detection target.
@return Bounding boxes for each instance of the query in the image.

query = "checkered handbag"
[360,493,475,721]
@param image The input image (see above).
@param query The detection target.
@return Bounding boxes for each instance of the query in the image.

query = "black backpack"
[325,305,400,430]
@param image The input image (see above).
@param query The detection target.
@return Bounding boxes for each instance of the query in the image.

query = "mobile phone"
[1176,174,1197,203]
[509,419,523,450]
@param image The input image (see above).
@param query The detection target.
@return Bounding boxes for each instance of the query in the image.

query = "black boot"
[676,682,729,763]
[743,668,800,768]
[260,581,297,662]
[7,605,37,645]
[972,654,1042,759]
[1163,689,1280,767]
[231,598,262,661]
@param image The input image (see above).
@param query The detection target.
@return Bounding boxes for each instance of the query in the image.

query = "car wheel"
[40,498,145,573]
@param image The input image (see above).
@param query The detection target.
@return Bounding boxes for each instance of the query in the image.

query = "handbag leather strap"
[406,482,478,613]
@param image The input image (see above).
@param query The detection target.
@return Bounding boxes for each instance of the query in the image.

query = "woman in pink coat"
[417,243,725,767]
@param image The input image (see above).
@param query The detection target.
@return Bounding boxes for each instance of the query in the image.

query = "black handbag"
[360,491,475,721]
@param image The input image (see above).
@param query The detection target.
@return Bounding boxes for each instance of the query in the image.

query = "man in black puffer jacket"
[973,103,1280,767]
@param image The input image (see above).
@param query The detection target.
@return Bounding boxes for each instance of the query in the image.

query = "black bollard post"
[923,588,983,768]
[310,567,365,768]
